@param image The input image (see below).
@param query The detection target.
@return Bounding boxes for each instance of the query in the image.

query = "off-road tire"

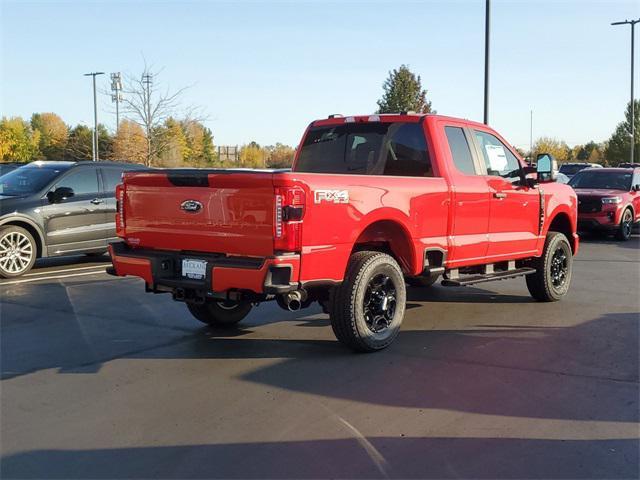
[615,208,633,241]
[329,251,406,352]
[0,225,37,278]
[406,274,439,288]
[187,299,252,327]
[526,231,573,302]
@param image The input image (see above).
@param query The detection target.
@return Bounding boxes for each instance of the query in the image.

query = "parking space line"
[21,264,111,277]
[0,269,108,286]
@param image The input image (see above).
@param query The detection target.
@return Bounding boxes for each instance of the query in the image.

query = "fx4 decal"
[314,189,349,204]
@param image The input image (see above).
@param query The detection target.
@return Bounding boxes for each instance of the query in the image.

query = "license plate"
[181,259,207,280]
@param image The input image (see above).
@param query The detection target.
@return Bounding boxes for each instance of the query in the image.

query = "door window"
[55,168,99,195]
[474,131,521,181]
[445,126,476,175]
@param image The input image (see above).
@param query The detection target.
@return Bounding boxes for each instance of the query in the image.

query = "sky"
[1,0,639,151]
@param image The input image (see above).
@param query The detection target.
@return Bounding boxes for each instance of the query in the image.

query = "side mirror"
[47,186,74,203]
[536,153,557,182]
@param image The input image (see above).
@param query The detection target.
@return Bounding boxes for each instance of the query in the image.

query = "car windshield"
[0,166,63,196]
[568,170,632,191]
[559,164,589,176]
[295,122,432,177]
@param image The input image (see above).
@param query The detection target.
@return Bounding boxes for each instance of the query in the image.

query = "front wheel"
[187,299,252,327]
[615,208,633,241]
[0,225,37,278]
[526,231,573,302]
[330,251,406,352]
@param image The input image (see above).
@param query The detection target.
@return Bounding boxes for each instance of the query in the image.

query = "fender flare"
[0,214,47,257]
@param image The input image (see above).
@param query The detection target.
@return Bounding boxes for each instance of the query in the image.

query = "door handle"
[493,192,507,199]
[90,198,104,205]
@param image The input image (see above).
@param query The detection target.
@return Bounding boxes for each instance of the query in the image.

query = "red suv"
[569,167,640,240]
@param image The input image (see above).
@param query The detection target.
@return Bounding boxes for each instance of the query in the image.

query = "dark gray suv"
[0,161,145,278]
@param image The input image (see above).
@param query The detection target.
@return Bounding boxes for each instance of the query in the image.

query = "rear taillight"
[274,186,305,252]
[115,183,125,237]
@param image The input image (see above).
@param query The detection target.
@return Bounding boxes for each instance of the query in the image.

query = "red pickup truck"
[108,114,578,352]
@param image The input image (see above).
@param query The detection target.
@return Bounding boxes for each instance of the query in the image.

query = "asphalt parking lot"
[1,236,638,479]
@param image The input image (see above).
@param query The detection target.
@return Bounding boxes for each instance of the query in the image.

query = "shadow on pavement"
[2,437,637,479]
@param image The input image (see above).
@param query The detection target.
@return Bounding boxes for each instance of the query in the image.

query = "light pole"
[84,72,105,161]
[611,18,639,163]
[483,0,490,125]
[530,109,533,159]
[142,73,152,165]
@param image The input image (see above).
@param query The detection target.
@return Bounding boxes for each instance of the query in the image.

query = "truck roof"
[312,113,487,129]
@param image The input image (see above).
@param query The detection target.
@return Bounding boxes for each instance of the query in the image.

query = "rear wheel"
[615,208,633,241]
[0,225,36,278]
[526,231,573,302]
[330,251,406,352]
[186,299,252,327]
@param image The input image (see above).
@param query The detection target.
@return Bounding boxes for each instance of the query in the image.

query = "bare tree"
[121,63,203,166]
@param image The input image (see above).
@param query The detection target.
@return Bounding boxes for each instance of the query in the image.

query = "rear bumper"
[108,242,300,296]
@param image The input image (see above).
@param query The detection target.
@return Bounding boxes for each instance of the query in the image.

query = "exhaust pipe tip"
[287,298,301,311]
[277,290,307,311]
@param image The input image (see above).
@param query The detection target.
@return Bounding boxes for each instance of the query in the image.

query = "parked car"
[0,162,28,177]
[558,162,603,179]
[0,160,146,278]
[569,167,640,241]
[108,113,578,352]
[618,162,640,168]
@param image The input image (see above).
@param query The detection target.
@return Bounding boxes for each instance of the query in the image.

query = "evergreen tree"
[605,100,640,165]
[376,65,434,114]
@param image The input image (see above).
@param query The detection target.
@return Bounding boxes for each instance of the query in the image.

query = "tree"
[376,65,434,114]
[121,64,203,166]
[112,120,147,164]
[604,100,640,165]
[65,125,93,161]
[156,118,189,167]
[265,143,295,168]
[575,141,600,161]
[182,120,215,166]
[0,117,40,161]
[64,124,112,161]
[239,143,265,168]
[532,137,570,163]
[30,113,68,160]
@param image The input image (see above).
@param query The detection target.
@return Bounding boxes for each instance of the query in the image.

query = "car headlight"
[601,197,622,204]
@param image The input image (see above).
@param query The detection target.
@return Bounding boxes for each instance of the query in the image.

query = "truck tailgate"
[121,170,275,257]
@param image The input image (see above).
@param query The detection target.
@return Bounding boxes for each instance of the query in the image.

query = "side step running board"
[441,267,536,287]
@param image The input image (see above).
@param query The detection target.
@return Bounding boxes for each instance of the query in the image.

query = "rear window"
[295,122,432,177]
[559,164,589,176]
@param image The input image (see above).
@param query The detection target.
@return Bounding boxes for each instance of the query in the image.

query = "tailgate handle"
[90,198,104,205]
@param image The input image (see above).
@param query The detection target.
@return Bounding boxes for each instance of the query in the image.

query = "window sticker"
[485,144,508,172]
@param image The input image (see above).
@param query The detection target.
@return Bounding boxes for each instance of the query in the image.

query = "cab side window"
[445,126,476,175]
[102,167,126,193]
[55,168,99,195]
[474,130,521,181]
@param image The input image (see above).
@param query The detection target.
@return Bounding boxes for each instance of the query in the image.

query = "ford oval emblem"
[180,200,203,213]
